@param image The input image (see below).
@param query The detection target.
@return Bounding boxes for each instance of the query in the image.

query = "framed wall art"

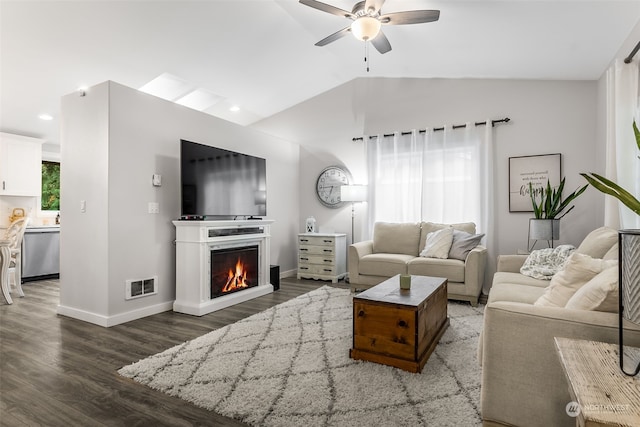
[509,153,561,212]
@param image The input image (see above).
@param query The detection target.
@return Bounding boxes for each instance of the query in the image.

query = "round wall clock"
[316,166,351,209]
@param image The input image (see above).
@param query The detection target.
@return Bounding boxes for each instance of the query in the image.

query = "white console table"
[172,219,274,316]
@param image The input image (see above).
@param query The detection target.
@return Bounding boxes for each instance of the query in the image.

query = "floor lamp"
[340,185,368,245]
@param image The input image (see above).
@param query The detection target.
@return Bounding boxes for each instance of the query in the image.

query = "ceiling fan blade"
[315,26,352,46]
[380,10,440,25]
[371,30,392,54]
[299,0,355,19]
[364,0,386,14]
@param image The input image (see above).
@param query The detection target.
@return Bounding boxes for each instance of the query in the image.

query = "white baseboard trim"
[57,301,174,327]
[281,269,297,278]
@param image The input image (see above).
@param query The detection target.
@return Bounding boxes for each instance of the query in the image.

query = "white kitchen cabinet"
[0,132,43,196]
[297,233,347,283]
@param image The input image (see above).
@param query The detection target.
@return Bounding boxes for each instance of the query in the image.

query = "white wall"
[255,77,601,288]
[60,81,299,326]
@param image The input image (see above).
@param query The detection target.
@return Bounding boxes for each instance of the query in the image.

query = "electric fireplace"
[173,219,274,316]
[211,245,259,298]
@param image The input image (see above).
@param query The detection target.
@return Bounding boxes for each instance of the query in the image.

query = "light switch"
[152,174,162,187]
[80,200,86,213]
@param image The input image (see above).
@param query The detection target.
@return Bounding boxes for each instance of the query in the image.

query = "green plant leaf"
[580,173,640,216]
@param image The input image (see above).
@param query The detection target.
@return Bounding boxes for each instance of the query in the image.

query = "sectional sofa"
[479,226,640,427]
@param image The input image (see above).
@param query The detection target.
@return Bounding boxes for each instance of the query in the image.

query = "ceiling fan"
[299,0,440,54]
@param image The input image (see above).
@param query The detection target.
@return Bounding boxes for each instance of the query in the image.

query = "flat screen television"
[180,139,267,219]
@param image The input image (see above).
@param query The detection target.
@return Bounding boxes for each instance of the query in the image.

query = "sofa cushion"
[603,242,618,261]
[359,253,413,276]
[372,222,421,256]
[575,226,618,258]
[487,282,546,305]
[448,230,485,261]
[565,265,619,312]
[492,271,550,288]
[534,253,618,308]
[407,257,465,282]
[419,222,476,254]
[419,227,454,259]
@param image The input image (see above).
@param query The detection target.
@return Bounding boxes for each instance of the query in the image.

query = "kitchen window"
[42,160,60,211]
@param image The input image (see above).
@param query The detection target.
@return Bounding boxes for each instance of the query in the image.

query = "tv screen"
[180,140,267,218]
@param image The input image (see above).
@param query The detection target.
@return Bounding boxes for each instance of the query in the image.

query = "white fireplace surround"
[172,219,274,316]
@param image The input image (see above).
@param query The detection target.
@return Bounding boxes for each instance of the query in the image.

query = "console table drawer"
[298,264,338,275]
[298,254,336,265]
[299,244,336,255]
[298,236,336,247]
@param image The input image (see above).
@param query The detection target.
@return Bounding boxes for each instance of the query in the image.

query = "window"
[41,161,60,210]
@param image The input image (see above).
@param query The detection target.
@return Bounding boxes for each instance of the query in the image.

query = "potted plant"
[527,178,588,251]
[580,121,640,376]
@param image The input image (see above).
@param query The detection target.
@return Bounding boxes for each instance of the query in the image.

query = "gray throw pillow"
[448,230,484,261]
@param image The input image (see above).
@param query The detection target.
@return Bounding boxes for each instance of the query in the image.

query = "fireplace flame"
[222,258,249,293]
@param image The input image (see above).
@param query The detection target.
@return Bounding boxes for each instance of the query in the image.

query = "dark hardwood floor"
[0,277,339,426]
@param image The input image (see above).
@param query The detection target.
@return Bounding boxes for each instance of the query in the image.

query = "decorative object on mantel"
[581,121,640,376]
[305,216,316,233]
[526,177,588,252]
[340,184,367,244]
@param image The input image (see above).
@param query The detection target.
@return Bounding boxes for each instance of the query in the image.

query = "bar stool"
[0,239,11,304]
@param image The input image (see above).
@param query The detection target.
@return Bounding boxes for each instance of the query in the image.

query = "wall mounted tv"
[180,139,267,219]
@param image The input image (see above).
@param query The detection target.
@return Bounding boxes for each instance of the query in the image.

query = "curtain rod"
[624,40,640,64]
[351,117,511,142]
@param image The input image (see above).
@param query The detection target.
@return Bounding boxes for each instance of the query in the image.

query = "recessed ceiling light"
[230,105,240,112]
[38,114,53,121]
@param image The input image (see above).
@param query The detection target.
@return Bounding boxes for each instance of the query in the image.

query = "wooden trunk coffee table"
[350,275,449,373]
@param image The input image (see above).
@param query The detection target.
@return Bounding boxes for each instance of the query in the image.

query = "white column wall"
[59,82,110,320]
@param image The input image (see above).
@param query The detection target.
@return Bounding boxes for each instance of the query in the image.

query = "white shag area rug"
[119,286,484,426]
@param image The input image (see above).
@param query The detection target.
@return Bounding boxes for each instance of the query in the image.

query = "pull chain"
[364,41,370,73]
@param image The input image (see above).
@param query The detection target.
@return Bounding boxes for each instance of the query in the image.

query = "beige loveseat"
[348,221,487,306]
[479,226,640,427]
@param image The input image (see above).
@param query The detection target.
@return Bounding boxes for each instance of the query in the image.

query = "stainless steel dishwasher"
[22,226,60,281]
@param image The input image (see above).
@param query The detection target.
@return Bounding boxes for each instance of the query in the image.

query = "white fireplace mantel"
[172,219,274,316]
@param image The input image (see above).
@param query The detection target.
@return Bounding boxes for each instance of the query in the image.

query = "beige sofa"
[348,221,487,306]
[479,226,640,427]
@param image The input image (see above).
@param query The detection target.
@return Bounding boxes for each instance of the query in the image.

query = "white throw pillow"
[534,253,618,308]
[420,227,454,259]
[565,265,619,312]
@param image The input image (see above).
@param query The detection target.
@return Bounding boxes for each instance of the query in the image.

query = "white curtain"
[365,122,496,290]
[605,59,640,229]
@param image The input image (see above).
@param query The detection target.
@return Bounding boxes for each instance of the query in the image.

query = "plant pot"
[529,218,560,241]
[619,229,640,376]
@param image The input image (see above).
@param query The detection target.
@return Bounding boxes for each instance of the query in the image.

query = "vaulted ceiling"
[1,0,639,149]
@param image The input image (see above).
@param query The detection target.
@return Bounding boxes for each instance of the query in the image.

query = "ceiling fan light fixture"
[350,16,381,41]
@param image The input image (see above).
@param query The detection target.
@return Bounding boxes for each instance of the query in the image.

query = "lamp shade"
[350,17,381,41]
[341,185,368,202]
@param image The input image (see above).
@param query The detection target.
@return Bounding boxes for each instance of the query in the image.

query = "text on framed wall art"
[509,153,561,212]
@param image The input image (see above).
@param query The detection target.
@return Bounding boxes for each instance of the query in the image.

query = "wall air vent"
[125,276,158,300]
